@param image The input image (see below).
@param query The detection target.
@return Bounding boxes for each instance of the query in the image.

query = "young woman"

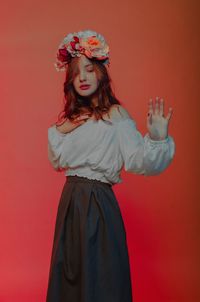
[46,29,175,302]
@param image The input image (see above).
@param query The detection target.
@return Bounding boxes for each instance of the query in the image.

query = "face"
[72,55,99,97]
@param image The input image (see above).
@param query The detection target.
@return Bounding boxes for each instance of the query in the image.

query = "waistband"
[66,175,112,187]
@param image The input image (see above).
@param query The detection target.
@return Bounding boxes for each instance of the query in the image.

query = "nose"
[79,70,87,82]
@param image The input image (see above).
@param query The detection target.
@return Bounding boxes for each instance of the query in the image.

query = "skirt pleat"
[46,175,133,302]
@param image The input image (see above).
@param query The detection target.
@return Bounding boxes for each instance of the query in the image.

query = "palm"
[147,97,173,140]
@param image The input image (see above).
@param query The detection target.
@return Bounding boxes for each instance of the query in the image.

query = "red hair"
[54,56,121,126]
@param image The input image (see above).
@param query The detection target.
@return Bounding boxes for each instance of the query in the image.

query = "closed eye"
[87,68,94,72]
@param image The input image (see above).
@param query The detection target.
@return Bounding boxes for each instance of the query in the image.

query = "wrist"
[148,133,168,141]
[54,124,68,135]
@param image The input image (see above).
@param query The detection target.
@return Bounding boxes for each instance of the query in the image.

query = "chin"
[79,91,91,96]
[78,89,96,97]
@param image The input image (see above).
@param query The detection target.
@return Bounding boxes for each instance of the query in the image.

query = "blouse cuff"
[144,133,169,144]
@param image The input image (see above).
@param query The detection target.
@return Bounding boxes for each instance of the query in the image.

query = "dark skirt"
[46,175,133,302]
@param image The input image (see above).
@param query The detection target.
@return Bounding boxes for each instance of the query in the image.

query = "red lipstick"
[80,85,90,90]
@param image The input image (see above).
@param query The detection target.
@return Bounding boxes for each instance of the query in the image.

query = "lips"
[80,84,90,90]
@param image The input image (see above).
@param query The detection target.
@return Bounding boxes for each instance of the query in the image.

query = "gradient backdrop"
[1,0,200,301]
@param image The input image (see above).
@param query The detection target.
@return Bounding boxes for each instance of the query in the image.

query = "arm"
[47,114,91,171]
[48,124,68,171]
[112,104,175,175]
[117,118,175,176]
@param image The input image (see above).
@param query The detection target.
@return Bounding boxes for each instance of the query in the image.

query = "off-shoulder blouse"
[47,113,175,185]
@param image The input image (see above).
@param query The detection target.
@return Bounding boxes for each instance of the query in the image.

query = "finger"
[147,112,152,125]
[166,107,173,121]
[79,114,91,120]
[82,119,88,123]
[74,115,88,122]
[155,96,159,114]
[76,120,88,127]
[55,117,68,126]
[148,98,153,115]
[80,114,91,120]
[72,118,82,125]
[78,116,90,123]
[159,98,164,116]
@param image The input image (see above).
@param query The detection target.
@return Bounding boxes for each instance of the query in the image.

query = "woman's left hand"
[147,97,173,140]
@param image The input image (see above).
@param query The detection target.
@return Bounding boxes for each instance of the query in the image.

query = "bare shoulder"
[108,104,131,121]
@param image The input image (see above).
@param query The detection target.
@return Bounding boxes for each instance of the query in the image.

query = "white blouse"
[47,113,175,185]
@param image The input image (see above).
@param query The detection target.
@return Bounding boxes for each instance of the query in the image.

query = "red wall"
[1,0,199,301]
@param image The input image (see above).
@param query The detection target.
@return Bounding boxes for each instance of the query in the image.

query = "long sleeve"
[48,125,68,171]
[117,118,175,176]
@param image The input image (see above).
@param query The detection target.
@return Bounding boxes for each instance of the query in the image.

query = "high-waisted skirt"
[46,175,133,302]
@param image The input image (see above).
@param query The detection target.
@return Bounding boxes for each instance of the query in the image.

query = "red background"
[1,0,199,301]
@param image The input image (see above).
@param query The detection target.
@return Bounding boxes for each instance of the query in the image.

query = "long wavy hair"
[54,56,122,126]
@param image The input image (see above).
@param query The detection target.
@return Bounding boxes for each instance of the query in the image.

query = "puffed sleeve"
[117,118,175,176]
[48,124,68,171]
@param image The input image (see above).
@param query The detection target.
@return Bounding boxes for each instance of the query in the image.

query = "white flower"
[54,29,110,71]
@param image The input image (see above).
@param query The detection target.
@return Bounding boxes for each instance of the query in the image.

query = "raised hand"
[147,97,173,140]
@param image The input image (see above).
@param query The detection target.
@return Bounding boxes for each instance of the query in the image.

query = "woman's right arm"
[47,114,91,171]
[48,124,68,171]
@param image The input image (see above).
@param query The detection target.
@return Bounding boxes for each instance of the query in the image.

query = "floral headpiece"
[54,29,110,72]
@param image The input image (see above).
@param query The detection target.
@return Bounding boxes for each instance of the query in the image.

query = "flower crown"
[54,29,110,72]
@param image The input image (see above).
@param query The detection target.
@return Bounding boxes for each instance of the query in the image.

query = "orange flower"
[55,30,110,71]
[87,36,101,47]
